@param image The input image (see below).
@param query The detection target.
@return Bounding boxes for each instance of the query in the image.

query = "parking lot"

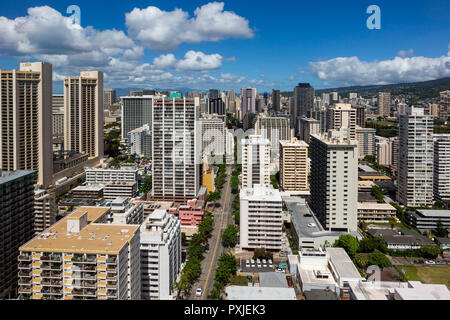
[239,259,285,273]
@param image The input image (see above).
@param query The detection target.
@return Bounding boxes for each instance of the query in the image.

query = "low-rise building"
[103,181,138,201]
[406,209,450,230]
[367,229,434,250]
[357,202,397,223]
[105,197,144,225]
[72,184,104,200]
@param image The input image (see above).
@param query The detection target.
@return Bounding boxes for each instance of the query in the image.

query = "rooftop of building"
[326,247,362,280]
[58,198,96,206]
[358,165,377,173]
[279,138,309,147]
[0,170,36,185]
[259,272,289,288]
[240,184,282,202]
[241,135,271,146]
[393,281,450,300]
[72,184,105,192]
[20,207,139,254]
[357,202,396,210]
[414,209,450,218]
[303,289,338,300]
[225,286,297,300]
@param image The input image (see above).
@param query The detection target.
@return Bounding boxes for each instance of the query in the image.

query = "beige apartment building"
[378,92,391,117]
[327,103,357,140]
[0,62,53,187]
[279,138,309,191]
[18,207,141,300]
[64,71,104,159]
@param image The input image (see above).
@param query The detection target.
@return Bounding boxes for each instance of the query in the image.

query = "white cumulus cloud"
[125,2,254,51]
[175,51,223,71]
[309,53,450,86]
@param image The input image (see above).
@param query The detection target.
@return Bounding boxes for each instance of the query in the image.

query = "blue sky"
[0,0,449,92]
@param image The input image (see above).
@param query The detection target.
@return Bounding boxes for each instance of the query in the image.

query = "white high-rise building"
[85,167,138,185]
[64,71,104,159]
[240,185,283,250]
[327,103,357,141]
[121,95,153,142]
[309,131,358,232]
[279,138,309,192]
[198,115,225,159]
[0,62,53,187]
[255,115,291,155]
[128,124,152,158]
[241,135,271,189]
[398,107,434,207]
[433,134,450,201]
[151,98,199,203]
[376,138,392,166]
[139,209,182,300]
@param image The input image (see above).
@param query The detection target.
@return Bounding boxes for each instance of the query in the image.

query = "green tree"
[368,250,392,268]
[207,191,221,203]
[270,175,279,189]
[434,220,448,237]
[139,176,152,198]
[389,217,397,229]
[222,224,239,247]
[335,235,359,258]
[355,253,369,268]
[420,245,441,259]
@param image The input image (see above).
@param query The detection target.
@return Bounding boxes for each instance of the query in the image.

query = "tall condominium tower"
[398,107,434,207]
[440,90,450,122]
[64,71,104,159]
[352,105,366,127]
[198,114,226,159]
[356,126,376,158]
[241,135,271,189]
[241,87,257,117]
[18,207,141,300]
[240,185,283,250]
[292,83,314,132]
[152,98,199,203]
[272,89,281,112]
[377,92,391,117]
[228,89,236,114]
[208,98,225,115]
[298,117,320,143]
[279,138,309,192]
[433,134,450,201]
[309,131,358,232]
[121,95,153,141]
[0,62,53,187]
[103,88,116,109]
[255,115,291,155]
[327,103,357,141]
[0,170,35,299]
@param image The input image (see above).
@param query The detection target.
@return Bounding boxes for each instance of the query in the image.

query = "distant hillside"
[281,77,450,101]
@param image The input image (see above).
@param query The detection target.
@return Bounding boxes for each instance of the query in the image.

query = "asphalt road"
[188,165,233,300]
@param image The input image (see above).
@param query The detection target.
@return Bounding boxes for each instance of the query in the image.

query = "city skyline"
[0,0,449,92]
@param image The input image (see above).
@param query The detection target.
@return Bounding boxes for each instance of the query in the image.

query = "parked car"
[275,268,284,273]
[425,260,436,265]
[196,288,202,297]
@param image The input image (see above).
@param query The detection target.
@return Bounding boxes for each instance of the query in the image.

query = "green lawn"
[397,265,450,289]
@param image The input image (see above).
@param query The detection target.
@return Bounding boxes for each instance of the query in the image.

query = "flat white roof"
[394,282,450,300]
[357,202,396,210]
[240,184,282,202]
[226,286,296,300]
[416,210,450,218]
[326,247,362,280]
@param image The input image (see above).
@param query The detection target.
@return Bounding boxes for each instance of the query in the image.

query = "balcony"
[18,262,31,269]
[106,257,117,264]
[18,270,32,277]
[18,254,31,261]
[18,286,32,294]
